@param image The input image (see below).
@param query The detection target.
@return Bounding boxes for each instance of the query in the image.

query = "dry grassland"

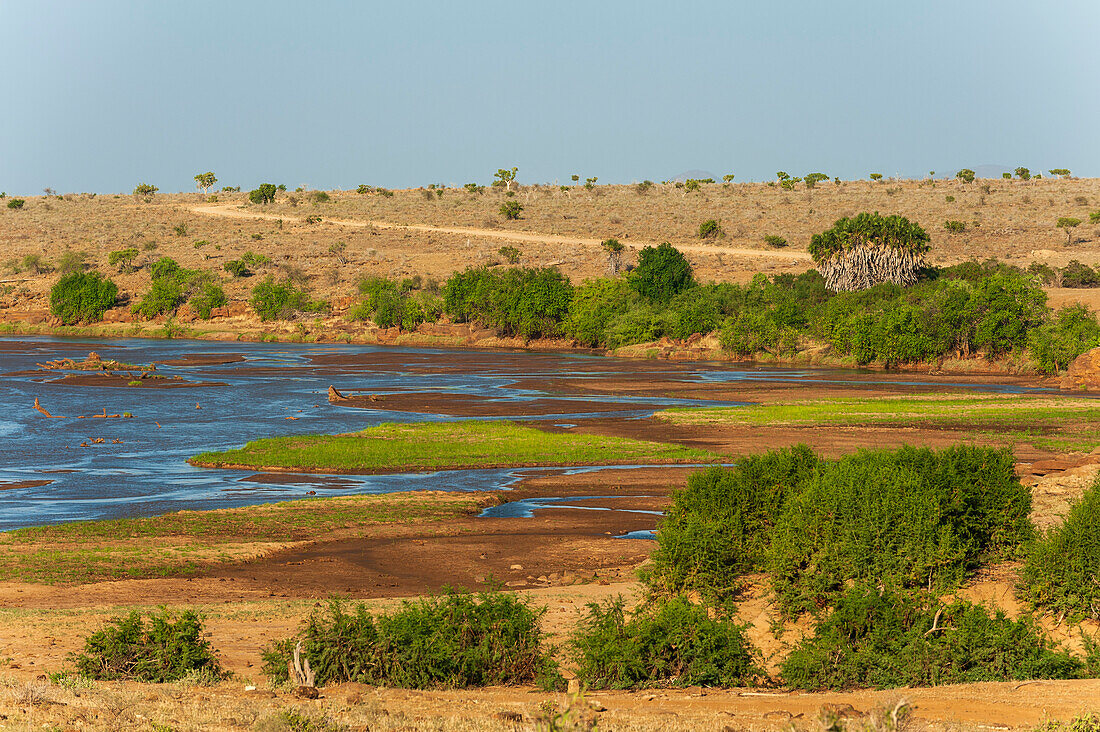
[2,178,1099,317]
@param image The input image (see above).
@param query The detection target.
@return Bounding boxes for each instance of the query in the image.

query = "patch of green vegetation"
[1,493,477,584]
[250,277,328,321]
[658,395,1100,453]
[190,420,719,472]
[263,592,561,689]
[570,595,760,689]
[350,275,442,330]
[73,608,223,682]
[49,272,118,325]
[648,444,1032,616]
[1020,477,1100,621]
[781,587,1085,690]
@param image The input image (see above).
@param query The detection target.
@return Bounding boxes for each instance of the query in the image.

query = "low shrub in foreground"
[72,609,222,682]
[262,592,561,689]
[648,446,821,598]
[648,444,1033,615]
[49,271,118,324]
[767,445,1032,615]
[570,596,760,689]
[1019,478,1100,620]
[781,587,1084,690]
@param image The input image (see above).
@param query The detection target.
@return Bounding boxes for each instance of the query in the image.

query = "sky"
[1,1,1097,194]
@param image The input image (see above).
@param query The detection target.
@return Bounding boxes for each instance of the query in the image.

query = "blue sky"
[1,1,1097,194]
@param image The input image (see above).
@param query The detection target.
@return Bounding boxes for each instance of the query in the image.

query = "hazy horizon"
[2,1,1097,195]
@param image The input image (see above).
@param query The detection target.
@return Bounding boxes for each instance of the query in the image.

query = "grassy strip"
[190,420,721,472]
[0,492,478,584]
[658,395,1100,452]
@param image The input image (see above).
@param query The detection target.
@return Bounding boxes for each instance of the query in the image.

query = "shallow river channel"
[0,337,1048,530]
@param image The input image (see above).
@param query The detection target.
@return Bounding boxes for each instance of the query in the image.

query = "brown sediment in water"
[0,480,53,491]
[154,354,247,367]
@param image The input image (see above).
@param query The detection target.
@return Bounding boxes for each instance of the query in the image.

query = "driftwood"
[290,640,316,688]
[33,398,64,419]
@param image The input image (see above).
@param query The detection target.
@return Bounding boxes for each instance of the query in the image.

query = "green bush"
[133,277,184,318]
[250,277,327,321]
[190,281,228,319]
[442,266,572,339]
[944,220,966,233]
[133,183,158,197]
[56,250,89,274]
[1020,478,1100,620]
[648,447,821,598]
[308,190,331,203]
[499,200,523,220]
[698,219,723,239]
[1029,304,1100,374]
[563,277,635,347]
[1060,261,1100,288]
[570,596,760,689]
[6,198,25,209]
[631,243,694,303]
[781,587,1083,690]
[224,260,251,277]
[763,235,788,248]
[262,592,560,689]
[249,184,278,205]
[108,248,139,273]
[956,169,976,183]
[649,445,1031,615]
[768,445,1031,615]
[498,245,521,264]
[352,276,442,330]
[72,609,222,682]
[132,256,210,318]
[50,271,118,324]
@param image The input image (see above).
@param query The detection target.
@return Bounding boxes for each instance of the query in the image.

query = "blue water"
[0,336,1058,531]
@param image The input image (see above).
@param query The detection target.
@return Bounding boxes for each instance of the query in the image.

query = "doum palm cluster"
[809,212,931,291]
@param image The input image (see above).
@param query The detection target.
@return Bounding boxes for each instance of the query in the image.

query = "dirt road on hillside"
[188,203,813,261]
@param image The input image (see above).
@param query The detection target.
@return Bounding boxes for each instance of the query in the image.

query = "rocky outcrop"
[1060,347,1100,390]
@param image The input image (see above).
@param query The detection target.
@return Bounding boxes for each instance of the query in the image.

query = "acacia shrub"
[1019,478,1100,620]
[570,596,760,689]
[262,592,560,689]
[49,271,118,324]
[190,282,228,319]
[441,266,572,339]
[630,243,694,303]
[73,609,222,682]
[1029,304,1100,374]
[132,256,212,318]
[781,587,1083,690]
[351,276,442,330]
[250,277,328,321]
[766,445,1032,615]
[648,446,821,598]
[563,277,636,347]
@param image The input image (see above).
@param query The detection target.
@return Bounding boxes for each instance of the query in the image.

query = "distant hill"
[670,169,718,182]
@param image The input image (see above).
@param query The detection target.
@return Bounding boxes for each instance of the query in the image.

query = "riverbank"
[0,314,1067,385]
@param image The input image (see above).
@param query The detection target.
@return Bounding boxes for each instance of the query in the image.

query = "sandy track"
[188,203,812,261]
